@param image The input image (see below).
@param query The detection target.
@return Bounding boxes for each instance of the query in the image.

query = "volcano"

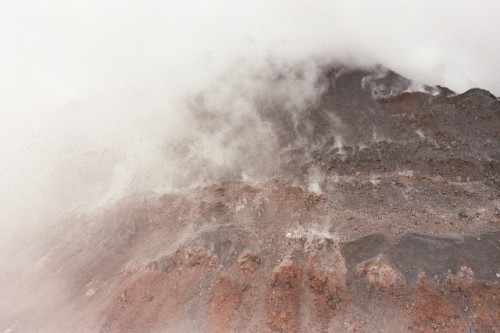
[1,65,499,333]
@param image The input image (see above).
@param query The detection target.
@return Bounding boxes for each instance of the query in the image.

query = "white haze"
[1,0,500,240]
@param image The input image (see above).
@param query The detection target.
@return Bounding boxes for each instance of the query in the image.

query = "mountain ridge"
[1,63,499,333]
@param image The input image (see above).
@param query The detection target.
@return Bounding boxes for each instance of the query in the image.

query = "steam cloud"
[1,0,499,240]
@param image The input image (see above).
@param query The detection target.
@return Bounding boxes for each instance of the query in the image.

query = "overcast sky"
[1,0,499,116]
[0,0,499,236]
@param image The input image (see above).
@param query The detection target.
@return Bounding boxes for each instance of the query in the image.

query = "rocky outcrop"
[1,65,498,332]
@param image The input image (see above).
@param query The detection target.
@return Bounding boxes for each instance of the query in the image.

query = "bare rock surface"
[1,65,499,332]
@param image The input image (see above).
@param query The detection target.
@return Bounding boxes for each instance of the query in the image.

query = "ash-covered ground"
[1,65,499,333]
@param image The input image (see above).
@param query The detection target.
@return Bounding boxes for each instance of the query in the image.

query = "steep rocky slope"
[1,65,499,333]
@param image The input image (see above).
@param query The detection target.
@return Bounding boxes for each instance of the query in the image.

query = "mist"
[1,0,500,240]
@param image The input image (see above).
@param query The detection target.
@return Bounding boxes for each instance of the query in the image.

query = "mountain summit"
[1,64,499,333]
